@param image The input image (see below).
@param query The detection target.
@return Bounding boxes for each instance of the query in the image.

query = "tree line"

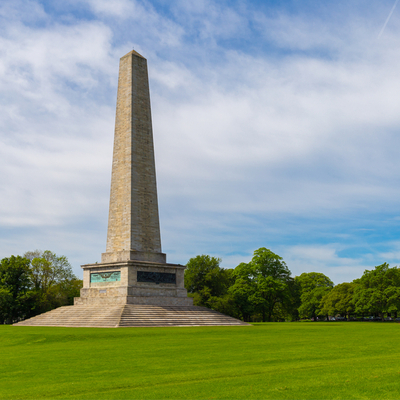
[2,247,399,324]
[184,248,400,322]
[0,251,82,324]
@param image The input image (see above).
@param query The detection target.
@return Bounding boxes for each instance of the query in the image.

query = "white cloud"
[84,0,184,48]
[85,0,135,17]
[281,244,369,284]
[0,0,47,23]
[378,241,400,266]
[152,44,400,217]
[0,4,117,273]
[1,0,400,281]
[170,0,249,42]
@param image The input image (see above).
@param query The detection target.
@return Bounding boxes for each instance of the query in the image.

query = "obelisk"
[14,49,249,326]
[75,50,193,306]
[102,50,166,264]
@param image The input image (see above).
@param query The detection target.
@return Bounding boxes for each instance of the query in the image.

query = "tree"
[23,250,81,314]
[51,277,83,306]
[0,287,13,324]
[0,256,32,323]
[320,282,357,319]
[185,255,232,309]
[296,272,334,320]
[353,263,400,320]
[284,277,301,321]
[231,248,293,322]
[228,269,257,322]
[25,250,76,286]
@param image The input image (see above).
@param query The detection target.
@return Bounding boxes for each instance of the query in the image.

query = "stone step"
[118,305,247,327]
[13,305,249,327]
[14,305,123,327]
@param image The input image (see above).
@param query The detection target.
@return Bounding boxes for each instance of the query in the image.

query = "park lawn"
[1,323,400,399]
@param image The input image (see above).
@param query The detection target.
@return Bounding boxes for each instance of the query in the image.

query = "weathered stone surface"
[104,49,165,264]
[77,259,192,307]
[14,305,250,327]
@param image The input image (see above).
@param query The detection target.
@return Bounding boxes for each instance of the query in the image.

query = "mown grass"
[1,322,400,399]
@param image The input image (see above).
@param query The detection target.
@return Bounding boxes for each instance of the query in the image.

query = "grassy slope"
[1,323,400,399]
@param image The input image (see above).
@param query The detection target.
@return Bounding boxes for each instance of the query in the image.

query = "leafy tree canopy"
[0,256,32,323]
[0,251,82,323]
[0,255,31,298]
[320,282,357,318]
[234,248,291,281]
[296,272,334,320]
[231,248,293,322]
[353,263,400,319]
[24,250,75,292]
[185,255,232,309]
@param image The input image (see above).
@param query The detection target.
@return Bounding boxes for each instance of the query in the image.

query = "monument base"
[14,304,250,327]
[74,260,193,307]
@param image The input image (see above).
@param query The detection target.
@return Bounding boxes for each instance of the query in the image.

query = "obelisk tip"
[121,49,146,60]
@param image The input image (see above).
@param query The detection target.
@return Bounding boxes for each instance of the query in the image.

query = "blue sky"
[1,0,400,283]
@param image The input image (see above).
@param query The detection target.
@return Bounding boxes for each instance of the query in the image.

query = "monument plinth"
[74,50,192,307]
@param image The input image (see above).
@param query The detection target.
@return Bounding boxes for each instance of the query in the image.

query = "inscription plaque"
[91,271,121,283]
[137,271,176,284]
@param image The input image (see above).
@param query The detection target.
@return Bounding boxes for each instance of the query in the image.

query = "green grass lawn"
[1,322,400,399]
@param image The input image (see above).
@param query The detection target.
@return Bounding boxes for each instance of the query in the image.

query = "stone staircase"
[14,305,124,327]
[119,305,248,327]
[13,305,249,327]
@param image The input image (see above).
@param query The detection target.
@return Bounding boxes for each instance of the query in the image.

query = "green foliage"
[285,276,301,321]
[228,274,257,321]
[0,287,13,324]
[185,255,233,313]
[24,250,80,314]
[296,272,334,320]
[185,251,400,322]
[3,323,400,399]
[0,256,31,297]
[0,251,82,323]
[0,256,32,323]
[230,248,294,322]
[353,263,400,319]
[250,248,291,280]
[320,282,357,318]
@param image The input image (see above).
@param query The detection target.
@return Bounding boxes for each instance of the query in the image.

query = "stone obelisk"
[75,50,193,306]
[102,50,165,265]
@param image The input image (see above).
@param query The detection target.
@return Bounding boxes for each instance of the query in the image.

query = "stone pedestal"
[74,261,193,306]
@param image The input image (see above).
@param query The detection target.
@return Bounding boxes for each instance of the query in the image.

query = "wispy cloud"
[1,0,400,282]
